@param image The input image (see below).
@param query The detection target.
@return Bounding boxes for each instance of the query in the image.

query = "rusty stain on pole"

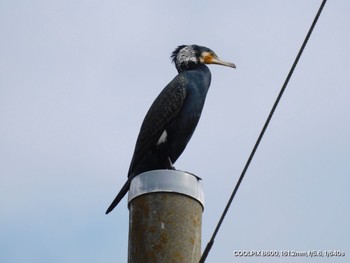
[128,170,204,263]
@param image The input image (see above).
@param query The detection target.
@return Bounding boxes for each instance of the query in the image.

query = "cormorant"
[106,45,235,214]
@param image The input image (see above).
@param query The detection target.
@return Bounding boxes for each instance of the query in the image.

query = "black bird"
[106,45,235,214]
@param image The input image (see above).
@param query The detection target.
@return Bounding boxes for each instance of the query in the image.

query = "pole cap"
[128,170,205,209]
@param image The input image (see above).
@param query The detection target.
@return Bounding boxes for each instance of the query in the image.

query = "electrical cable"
[199,1,328,262]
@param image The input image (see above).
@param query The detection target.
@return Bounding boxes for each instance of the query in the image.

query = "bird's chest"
[166,91,205,140]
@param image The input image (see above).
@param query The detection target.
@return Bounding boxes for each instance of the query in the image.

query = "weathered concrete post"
[128,170,204,263]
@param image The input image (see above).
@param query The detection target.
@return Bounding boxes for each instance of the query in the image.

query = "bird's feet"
[167,157,176,170]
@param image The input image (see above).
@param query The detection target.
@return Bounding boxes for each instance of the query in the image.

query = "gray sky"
[1,0,349,262]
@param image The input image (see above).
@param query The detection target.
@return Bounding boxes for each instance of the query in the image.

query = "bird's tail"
[105,176,133,214]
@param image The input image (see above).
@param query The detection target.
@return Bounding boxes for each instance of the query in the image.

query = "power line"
[199,1,328,262]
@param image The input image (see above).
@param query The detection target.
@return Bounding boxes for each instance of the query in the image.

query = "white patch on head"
[176,45,197,67]
[157,130,167,145]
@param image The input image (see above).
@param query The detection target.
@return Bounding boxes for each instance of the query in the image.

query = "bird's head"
[171,44,236,72]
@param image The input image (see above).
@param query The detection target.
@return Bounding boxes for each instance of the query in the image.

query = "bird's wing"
[128,75,188,176]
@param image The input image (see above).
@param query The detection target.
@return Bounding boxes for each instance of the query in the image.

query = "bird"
[106,44,235,214]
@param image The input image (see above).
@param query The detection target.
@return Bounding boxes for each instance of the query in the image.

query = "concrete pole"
[127,170,204,263]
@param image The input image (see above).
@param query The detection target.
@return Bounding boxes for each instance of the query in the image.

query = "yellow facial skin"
[200,51,236,68]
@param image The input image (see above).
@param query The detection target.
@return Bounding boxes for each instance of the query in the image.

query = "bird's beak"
[202,52,236,68]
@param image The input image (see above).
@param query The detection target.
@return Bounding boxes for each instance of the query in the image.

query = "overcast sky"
[1,0,349,262]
